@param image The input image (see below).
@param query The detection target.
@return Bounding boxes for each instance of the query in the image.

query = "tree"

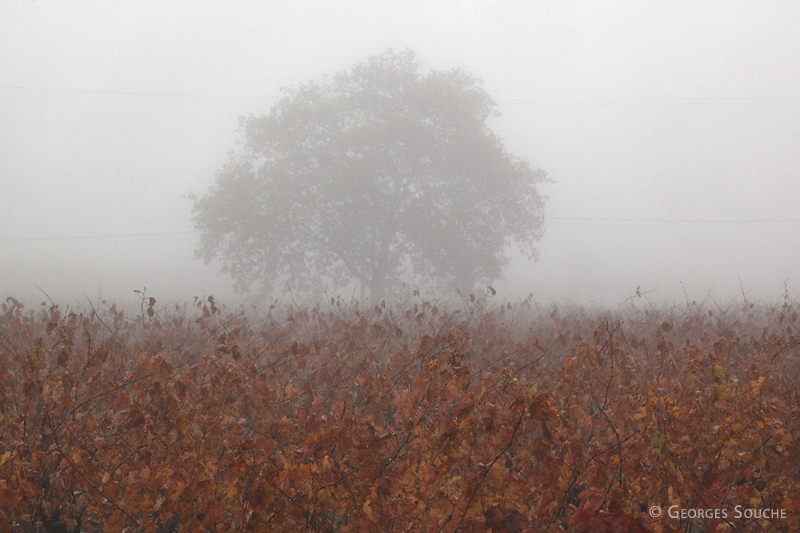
[191,49,547,302]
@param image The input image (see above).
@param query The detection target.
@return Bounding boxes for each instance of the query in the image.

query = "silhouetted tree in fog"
[192,49,547,301]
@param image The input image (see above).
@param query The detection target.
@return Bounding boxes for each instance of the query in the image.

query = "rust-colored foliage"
[1,294,799,531]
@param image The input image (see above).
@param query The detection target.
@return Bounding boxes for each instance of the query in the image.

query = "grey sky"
[2,1,799,307]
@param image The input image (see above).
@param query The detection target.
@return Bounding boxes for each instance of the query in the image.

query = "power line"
[0,84,271,101]
[3,217,799,243]
[547,216,800,223]
[499,97,800,108]
[0,231,198,243]
[2,84,799,108]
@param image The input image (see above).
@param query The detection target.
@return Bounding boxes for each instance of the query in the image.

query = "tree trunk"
[369,233,391,303]
[369,273,387,304]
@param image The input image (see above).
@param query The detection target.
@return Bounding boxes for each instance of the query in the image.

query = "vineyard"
[1,292,799,532]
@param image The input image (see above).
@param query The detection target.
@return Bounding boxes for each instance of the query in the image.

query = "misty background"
[2,1,799,309]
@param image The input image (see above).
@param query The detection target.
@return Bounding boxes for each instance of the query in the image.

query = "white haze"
[1,1,799,309]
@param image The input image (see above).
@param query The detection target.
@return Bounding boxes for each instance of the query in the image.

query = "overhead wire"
[2,84,800,108]
[0,84,271,101]
[2,217,799,243]
[0,231,198,243]
[546,216,800,223]
[2,84,797,242]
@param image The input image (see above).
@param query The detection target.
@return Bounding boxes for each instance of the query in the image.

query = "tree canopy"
[192,49,547,301]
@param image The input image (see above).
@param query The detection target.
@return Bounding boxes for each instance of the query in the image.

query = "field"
[1,292,799,532]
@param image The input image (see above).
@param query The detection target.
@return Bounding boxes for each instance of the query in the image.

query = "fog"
[2,1,799,309]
